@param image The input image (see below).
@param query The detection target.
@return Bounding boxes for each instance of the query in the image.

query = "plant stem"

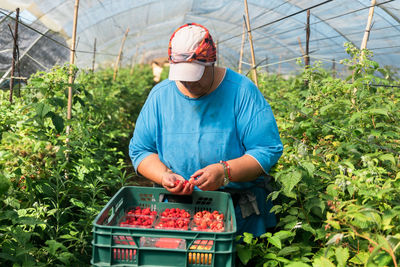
[348,225,398,267]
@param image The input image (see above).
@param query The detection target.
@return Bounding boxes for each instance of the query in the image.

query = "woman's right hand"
[161,171,194,195]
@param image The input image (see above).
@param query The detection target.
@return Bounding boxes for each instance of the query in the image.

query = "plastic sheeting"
[1,0,400,80]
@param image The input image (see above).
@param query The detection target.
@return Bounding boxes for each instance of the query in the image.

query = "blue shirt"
[129,68,283,236]
[129,68,283,189]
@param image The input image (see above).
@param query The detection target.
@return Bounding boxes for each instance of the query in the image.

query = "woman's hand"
[161,171,194,195]
[189,163,224,191]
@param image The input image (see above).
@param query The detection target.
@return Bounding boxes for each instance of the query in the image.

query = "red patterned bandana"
[168,23,216,64]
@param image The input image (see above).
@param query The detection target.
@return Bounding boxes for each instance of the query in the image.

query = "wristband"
[219,160,232,186]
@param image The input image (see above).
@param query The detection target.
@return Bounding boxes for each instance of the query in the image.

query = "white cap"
[168,24,214,82]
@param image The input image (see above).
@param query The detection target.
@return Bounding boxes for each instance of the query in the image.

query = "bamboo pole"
[113,28,129,81]
[305,9,310,67]
[66,0,80,133]
[9,8,19,104]
[91,38,96,72]
[353,0,376,98]
[238,17,246,74]
[243,0,259,87]
[360,0,376,60]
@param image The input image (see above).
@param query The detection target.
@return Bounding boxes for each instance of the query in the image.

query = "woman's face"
[178,66,214,98]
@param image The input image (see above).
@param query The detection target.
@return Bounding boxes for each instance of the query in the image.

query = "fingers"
[191,170,203,179]
[167,181,183,193]
[164,176,193,195]
[181,182,194,195]
[190,164,223,191]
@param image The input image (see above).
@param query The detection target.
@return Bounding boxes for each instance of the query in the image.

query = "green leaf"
[277,246,300,256]
[286,262,311,267]
[236,244,252,265]
[260,232,272,238]
[349,251,369,265]
[0,173,11,195]
[281,170,302,197]
[313,257,336,267]
[48,112,65,133]
[273,230,295,241]
[326,184,338,197]
[45,239,67,255]
[379,154,396,166]
[268,236,282,249]
[242,232,254,244]
[368,108,389,117]
[335,247,349,267]
[57,251,74,264]
[349,112,362,124]
[305,198,325,215]
[300,161,315,177]
[327,220,340,230]
[17,217,45,226]
[70,198,85,209]
[35,102,51,119]
[302,223,316,234]
[264,253,277,260]
[320,103,335,115]
[263,260,279,267]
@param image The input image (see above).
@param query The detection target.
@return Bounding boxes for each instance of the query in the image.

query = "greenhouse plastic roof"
[1,0,400,80]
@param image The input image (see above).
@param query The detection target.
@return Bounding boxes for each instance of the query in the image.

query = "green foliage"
[0,65,154,265]
[238,44,400,266]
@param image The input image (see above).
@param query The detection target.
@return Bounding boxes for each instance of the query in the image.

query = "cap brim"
[168,62,205,82]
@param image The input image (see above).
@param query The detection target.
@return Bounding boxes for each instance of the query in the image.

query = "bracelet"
[219,160,233,182]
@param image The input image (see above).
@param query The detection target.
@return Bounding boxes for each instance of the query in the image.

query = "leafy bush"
[0,65,154,265]
[237,44,400,266]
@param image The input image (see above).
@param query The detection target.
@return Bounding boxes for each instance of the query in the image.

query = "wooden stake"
[305,9,310,67]
[353,0,376,97]
[243,0,259,87]
[66,0,79,134]
[9,8,19,104]
[91,38,96,72]
[113,28,129,81]
[360,0,376,59]
[238,17,246,74]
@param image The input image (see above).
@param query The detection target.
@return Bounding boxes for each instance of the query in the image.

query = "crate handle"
[160,193,193,204]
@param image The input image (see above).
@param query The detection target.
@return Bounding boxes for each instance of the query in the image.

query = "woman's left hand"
[189,163,224,191]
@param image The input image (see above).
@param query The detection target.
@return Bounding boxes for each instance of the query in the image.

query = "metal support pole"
[9,8,19,103]
[305,9,310,67]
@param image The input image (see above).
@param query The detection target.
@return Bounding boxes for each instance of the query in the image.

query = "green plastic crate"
[91,186,237,266]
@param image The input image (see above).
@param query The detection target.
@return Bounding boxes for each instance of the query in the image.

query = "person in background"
[129,22,283,236]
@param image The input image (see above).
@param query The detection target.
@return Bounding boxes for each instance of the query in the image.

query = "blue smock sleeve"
[129,100,158,173]
[236,81,283,173]
[242,105,283,173]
